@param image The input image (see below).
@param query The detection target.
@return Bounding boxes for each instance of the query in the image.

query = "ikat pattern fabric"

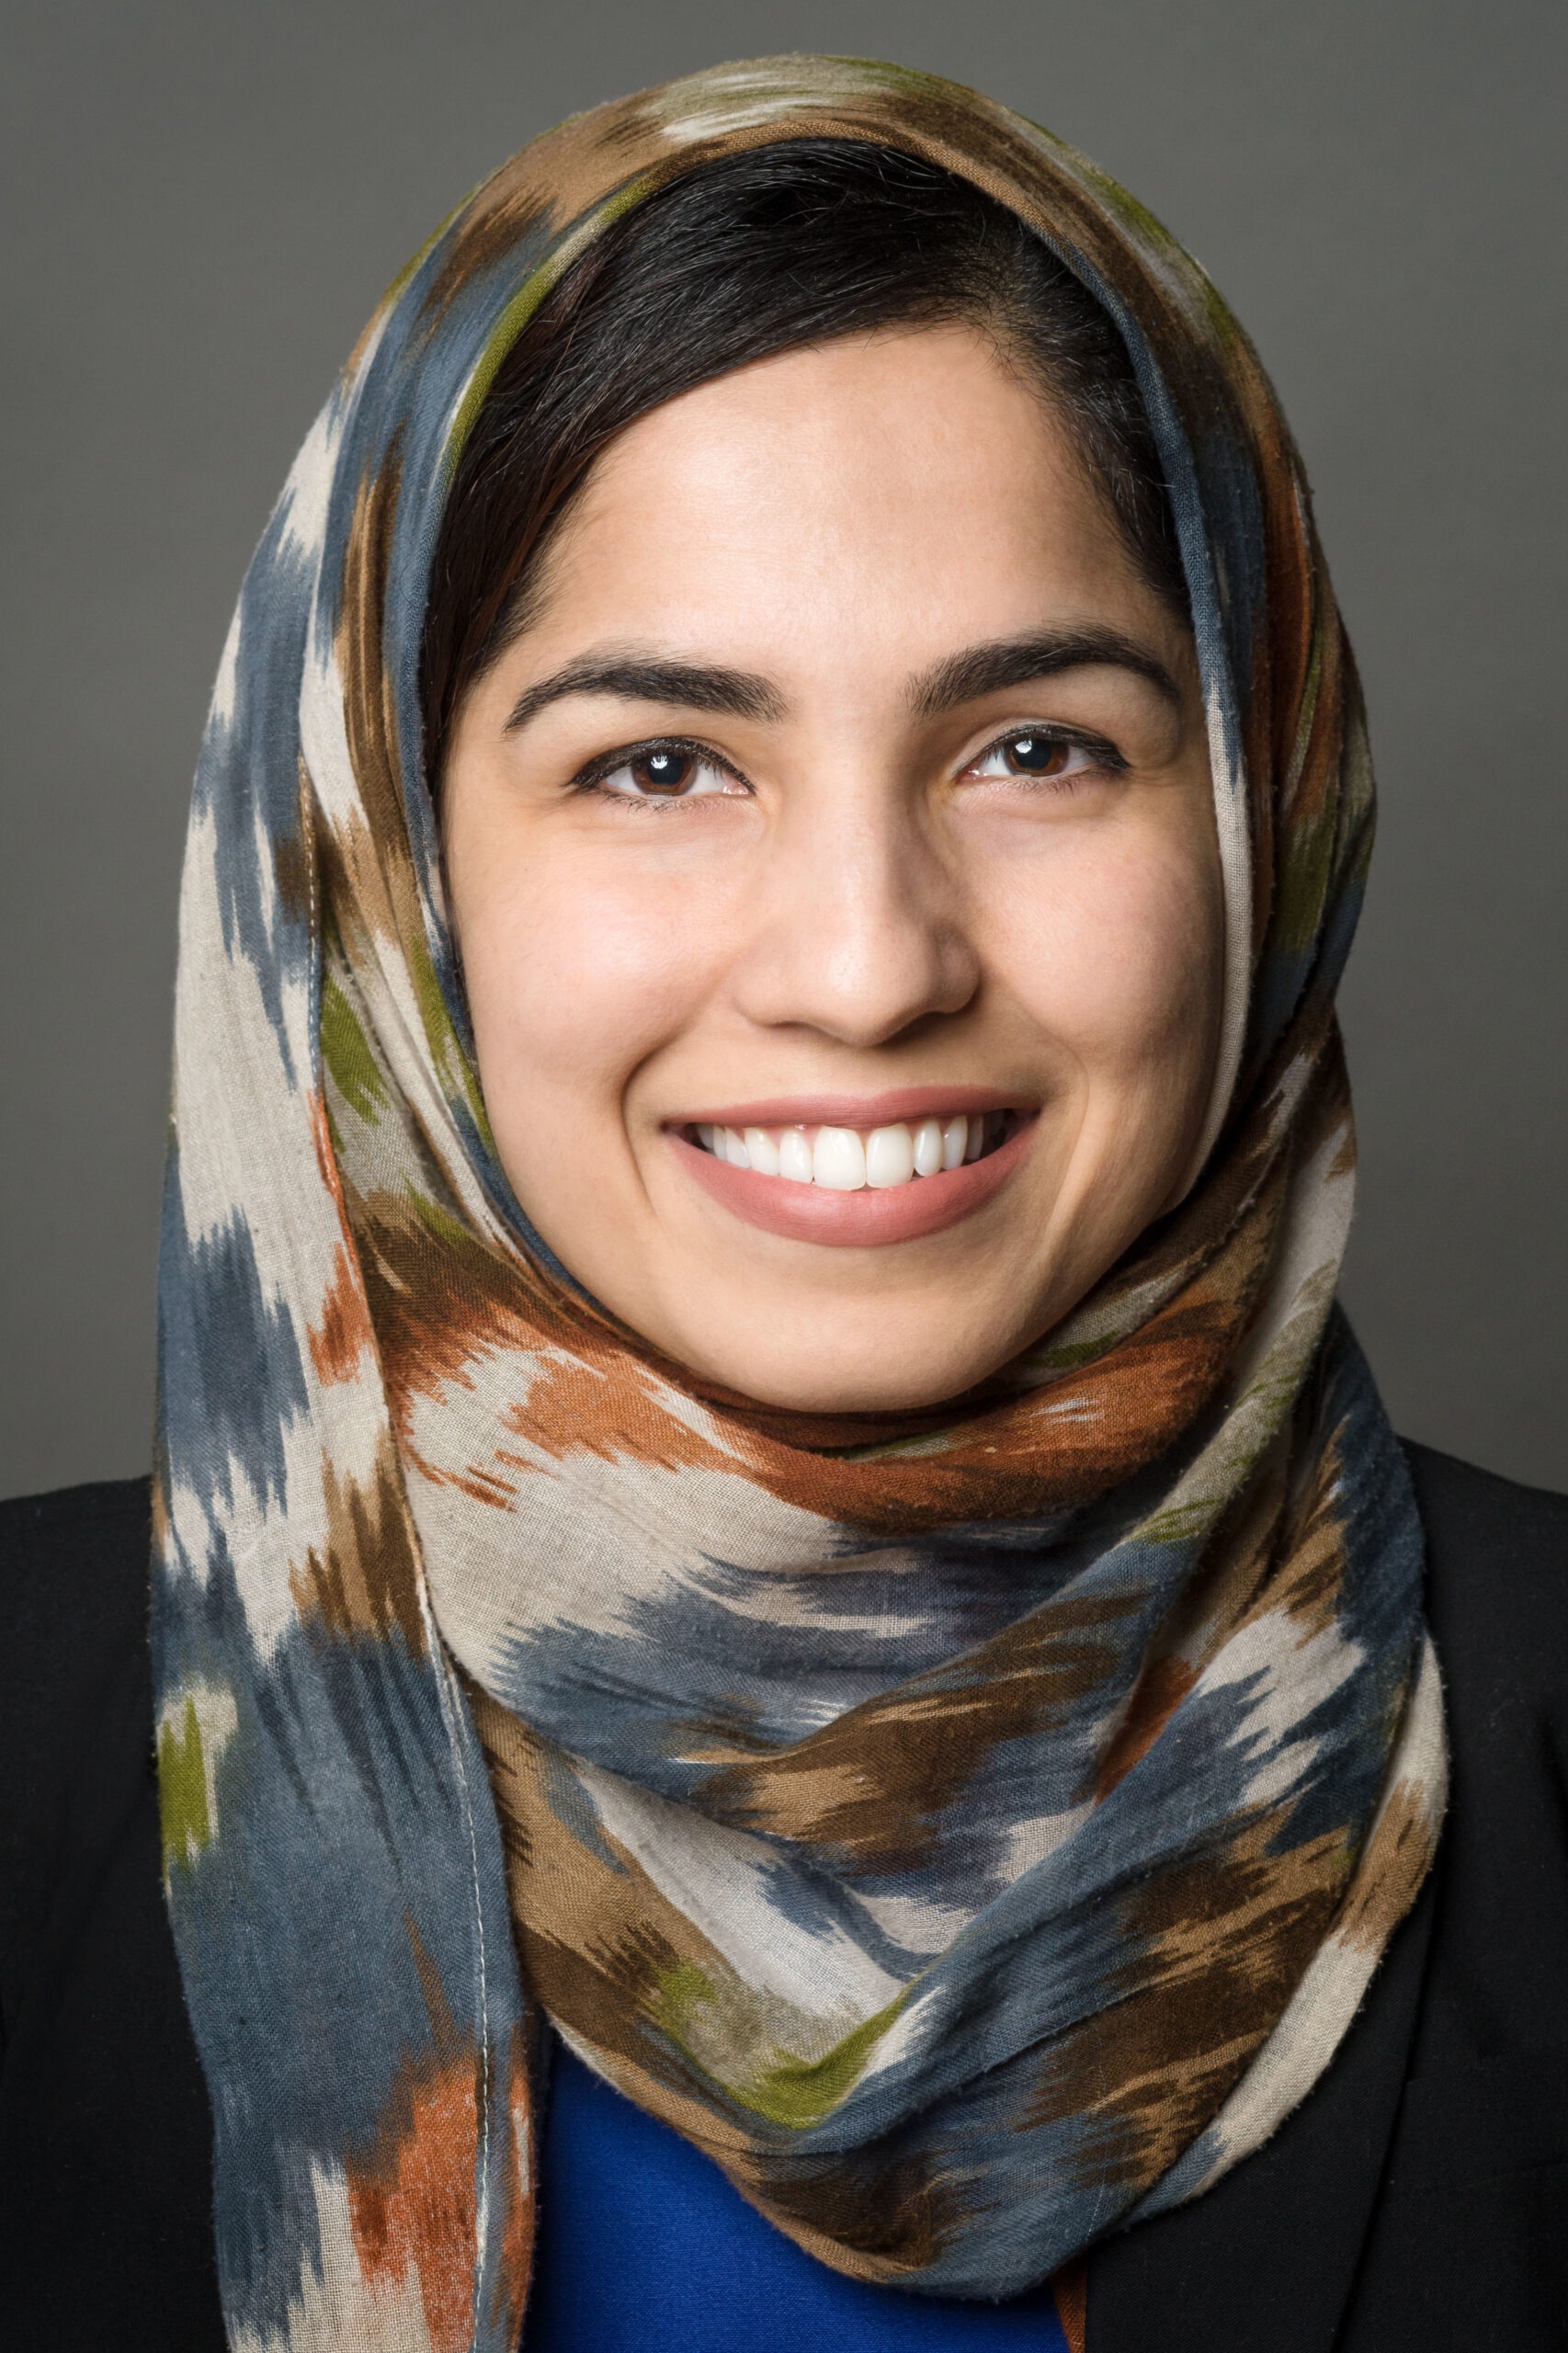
[153,55,1447,2352]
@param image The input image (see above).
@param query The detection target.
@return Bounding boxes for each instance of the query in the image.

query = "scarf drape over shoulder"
[153,55,1445,2352]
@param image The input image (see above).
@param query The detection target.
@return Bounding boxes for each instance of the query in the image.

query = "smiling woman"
[441,313,1221,1407]
[2,53,1563,2353]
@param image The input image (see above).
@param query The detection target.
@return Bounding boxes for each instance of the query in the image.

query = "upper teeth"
[694,1113,1004,1188]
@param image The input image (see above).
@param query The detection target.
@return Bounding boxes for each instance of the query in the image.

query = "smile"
[667,1092,1039,1247]
[689,1108,1022,1187]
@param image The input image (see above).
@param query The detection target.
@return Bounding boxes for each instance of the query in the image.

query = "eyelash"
[568,725,1129,808]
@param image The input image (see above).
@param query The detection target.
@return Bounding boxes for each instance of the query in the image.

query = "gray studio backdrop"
[3,0,1563,1497]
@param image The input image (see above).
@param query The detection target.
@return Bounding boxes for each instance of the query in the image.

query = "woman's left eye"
[963,732,1117,785]
[589,745,743,801]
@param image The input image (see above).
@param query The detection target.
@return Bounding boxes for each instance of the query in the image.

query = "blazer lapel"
[1085,1870,1437,2353]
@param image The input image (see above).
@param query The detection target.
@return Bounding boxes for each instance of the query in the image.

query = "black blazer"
[2,1446,1564,2350]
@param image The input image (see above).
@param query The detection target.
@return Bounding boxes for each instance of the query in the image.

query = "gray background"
[3,0,1563,1498]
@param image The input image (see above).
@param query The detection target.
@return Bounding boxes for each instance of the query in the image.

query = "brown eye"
[1005,733,1070,777]
[963,732,1108,788]
[631,749,695,793]
[590,744,742,801]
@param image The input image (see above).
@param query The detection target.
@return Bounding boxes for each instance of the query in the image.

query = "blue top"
[524,2040,1073,2351]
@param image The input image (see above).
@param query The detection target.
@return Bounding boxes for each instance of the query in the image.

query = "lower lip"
[669,1120,1037,1246]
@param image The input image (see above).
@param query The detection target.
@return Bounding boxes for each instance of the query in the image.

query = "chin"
[671,1303,1041,1418]
[716,1364,985,1415]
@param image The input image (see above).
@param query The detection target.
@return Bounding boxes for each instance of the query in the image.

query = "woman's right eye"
[589,745,744,801]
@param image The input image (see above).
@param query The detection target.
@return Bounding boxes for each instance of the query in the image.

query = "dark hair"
[420,140,1184,775]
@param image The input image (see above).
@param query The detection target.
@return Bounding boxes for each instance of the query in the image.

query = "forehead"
[531,323,1166,668]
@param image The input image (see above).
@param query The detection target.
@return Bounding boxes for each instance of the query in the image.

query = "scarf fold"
[153,56,1445,2352]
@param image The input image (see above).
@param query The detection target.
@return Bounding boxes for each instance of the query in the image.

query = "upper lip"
[665,1085,1030,1130]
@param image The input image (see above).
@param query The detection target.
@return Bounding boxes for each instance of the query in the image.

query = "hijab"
[153,55,1445,2351]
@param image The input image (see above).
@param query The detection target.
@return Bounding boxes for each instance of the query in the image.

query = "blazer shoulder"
[0,1473,154,1690]
[1401,1439,1568,1691]
[1402,1435,1568,1546]
[0,1474,227,2347]
[0,1477,155,1994]
[0,1471,153,1562]
[1400,1438,1568,2063]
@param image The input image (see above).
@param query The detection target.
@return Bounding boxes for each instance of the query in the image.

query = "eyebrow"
[501,624,1181,739]
[908,629,1182,719]
[504,650,784,733]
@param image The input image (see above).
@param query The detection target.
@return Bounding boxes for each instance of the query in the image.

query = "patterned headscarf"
[153,56,1445,2351]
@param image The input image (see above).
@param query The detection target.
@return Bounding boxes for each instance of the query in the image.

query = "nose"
[726,769,980,1047]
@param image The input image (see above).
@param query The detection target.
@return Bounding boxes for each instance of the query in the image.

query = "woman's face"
[443,324,1223,1412]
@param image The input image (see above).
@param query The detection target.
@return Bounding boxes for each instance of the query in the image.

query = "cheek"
[991,825,1221,1096]
[460,850,715,1119]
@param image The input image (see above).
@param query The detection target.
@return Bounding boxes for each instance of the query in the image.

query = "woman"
[2,53,1562,2353]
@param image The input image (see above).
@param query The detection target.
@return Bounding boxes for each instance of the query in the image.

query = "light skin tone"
[442,323,1223,1414]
